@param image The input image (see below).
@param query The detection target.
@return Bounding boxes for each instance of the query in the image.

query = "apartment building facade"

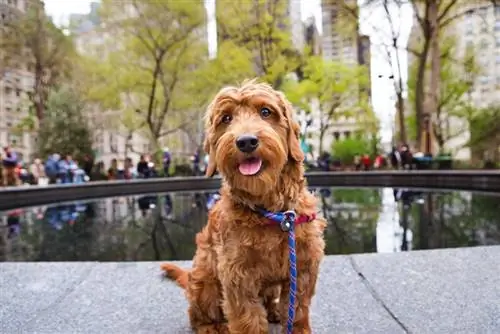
[299,0,373,156]
[0,0,36,161]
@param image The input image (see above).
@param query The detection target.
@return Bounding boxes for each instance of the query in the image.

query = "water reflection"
[0,188,499,262]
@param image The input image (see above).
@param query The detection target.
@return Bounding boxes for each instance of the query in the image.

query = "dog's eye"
[260,107,272,118]
[221,114,232,124]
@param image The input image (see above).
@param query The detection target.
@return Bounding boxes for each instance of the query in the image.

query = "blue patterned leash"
[258,209,297,334]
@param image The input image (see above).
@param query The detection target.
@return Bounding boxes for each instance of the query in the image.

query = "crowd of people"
[0,146,211,187]
[314,144,417,172]
[0,143,462,188]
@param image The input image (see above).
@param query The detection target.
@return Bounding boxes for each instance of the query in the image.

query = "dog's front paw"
[267,308,281,324]
[196,323,229,334]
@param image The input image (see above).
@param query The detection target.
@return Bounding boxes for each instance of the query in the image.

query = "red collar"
[264,212,316,227]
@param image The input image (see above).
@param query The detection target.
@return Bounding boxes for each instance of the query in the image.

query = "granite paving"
[1,246,499,334]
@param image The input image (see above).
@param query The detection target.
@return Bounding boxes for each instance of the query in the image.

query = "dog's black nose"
[236,134,259,153]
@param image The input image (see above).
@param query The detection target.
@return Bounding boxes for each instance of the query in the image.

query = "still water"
[1,188,499,262]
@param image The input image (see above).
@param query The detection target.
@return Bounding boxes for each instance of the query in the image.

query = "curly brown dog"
[161,80,325,334]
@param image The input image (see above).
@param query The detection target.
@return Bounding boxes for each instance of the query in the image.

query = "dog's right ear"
[203,135,217,177]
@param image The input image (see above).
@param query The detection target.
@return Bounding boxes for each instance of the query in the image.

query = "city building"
[304,15,322,56]
[215,0,304,56]
[0,0,36,161]
[296,0,373,157]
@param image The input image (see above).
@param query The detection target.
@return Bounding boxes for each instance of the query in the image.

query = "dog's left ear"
[281,95,304,163]
[203,135,217,177]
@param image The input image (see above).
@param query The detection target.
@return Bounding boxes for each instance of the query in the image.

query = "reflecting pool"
[1,188,499,261]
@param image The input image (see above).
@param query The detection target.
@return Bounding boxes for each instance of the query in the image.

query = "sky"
[43,0,411,146]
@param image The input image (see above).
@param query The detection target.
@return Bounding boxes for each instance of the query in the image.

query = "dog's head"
[203,80,304,197]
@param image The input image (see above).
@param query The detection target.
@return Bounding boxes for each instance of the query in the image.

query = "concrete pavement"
[1,246,499,333]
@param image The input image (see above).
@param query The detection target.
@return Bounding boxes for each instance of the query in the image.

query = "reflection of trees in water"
[319,188,382,255]
[410,192,500,250]
[3,190,499,261]
[0,193,210,261]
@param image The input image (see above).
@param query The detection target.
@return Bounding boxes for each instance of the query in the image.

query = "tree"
[407,35,480,152]
[331,137,374,164]
[469,106,500,162]
[10,1,75,122]
[283,56,372,153]
[216,0,300,88]
[88,0,207,152]
[37,87,94,160]
[340,0,498,149]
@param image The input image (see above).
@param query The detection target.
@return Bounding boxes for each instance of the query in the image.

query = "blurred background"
[1,0,499,174]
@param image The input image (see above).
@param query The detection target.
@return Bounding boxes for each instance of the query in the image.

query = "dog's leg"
[187,267,226,334]
[279,257,322,333]
[263,285,281,324]
[221,275,268,334]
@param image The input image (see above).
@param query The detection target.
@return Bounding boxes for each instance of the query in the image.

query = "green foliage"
[331,137,372,164]
[78,0,208,150]
[216,0,300,88]
[189,40,255,107]
[37,87,94,160]
[468,105,500,161]
[283,56,373,153]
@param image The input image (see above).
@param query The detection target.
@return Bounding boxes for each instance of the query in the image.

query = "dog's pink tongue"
[239,158,262,175]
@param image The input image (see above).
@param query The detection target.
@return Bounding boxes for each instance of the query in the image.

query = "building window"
[481,22,489,33]
[344,131,351,139]
[109,134,118,153]
[479,7,488,18]
[333,132,340,140]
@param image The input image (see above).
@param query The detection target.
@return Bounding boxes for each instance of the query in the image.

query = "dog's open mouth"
[238,157,262,176]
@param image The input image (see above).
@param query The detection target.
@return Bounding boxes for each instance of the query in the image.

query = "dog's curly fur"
[161,80,325,334]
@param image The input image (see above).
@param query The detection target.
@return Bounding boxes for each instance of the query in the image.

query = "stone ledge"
[1,171,499,211]
[1,246,499,333]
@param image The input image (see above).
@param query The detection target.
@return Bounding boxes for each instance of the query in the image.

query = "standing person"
[0,151,3,186]
[191,149,200,176]
[361,154,372,171]
[2,146,19,186]
[162,147,172,177]
[58,154,78,183]
[107,158,119,180]
[82,154,94,178]
[400,144,413,170]
[390,146,402,170]
[124,157,137,179]
[45,153,61,184]
[137,154,149,178]
[30,158,46,185]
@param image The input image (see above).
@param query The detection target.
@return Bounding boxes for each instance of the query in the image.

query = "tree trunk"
[396,92,406,145]
[415,37,431,149]
[426,0,440,155]
[32,61,45,122]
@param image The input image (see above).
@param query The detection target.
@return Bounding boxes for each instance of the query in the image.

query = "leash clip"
[280,210,296,232]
